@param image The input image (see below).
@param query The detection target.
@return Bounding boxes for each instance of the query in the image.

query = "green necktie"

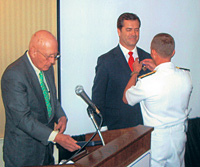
[39,71,52,117]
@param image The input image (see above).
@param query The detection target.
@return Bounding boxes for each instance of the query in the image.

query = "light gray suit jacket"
[1,51,66,167]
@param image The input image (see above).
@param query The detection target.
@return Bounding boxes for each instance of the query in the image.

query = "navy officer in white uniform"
[123,33,193,167]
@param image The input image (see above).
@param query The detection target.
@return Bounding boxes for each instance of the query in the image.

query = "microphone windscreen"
[75,85,83,95]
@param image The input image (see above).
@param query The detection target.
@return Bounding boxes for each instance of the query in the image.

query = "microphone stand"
[59,107,105,165]
[87,107,105,146]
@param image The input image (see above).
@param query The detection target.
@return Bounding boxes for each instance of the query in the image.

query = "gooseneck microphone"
[75,85,105,146]
[75,85,100,114]
[59,85,105,165]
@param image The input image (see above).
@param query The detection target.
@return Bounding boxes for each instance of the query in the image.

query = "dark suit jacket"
[1,52,66,167]
[92,45,151,130]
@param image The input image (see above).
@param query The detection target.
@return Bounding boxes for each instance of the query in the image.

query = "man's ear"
[117,28,121,37]
[172,50,175,57]
[29,47,36,58]
[169,50,175,59]
[151,49,157,59]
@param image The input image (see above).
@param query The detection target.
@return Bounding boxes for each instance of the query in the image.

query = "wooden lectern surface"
[27,125,153,167]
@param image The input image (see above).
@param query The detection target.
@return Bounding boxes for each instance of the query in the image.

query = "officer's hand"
[142,59,156,71]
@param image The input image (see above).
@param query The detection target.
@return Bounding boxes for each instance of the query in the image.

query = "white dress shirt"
[119,43,138,62]
[27,52,58,142]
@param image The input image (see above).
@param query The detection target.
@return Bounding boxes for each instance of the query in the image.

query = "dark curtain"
[185,117,200,167]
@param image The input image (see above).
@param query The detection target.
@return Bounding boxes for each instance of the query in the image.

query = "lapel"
[114,45,132,76]
[137,47,152,75]
[43,68,55,121]
[22,53,52,121]
[137,47,145,61]
[113,46,151,77]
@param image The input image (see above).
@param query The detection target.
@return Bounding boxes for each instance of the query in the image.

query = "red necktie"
[128,51,134,71]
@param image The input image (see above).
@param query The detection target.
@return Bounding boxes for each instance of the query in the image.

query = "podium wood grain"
[27,125,153,167]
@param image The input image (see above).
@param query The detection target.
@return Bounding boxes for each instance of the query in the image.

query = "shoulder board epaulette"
[176,67,190,71]
[139,71,156,79]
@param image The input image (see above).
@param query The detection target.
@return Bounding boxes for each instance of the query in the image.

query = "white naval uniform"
[126,62,193,167]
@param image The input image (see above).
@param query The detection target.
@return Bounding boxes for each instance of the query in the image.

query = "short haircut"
[117,12,141,30]
[151,33,175,58]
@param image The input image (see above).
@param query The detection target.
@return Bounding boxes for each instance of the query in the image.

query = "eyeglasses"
[37,50,60,60]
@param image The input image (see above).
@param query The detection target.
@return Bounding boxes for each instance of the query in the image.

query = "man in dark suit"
[1,30,80,167]
[92,13,151,130]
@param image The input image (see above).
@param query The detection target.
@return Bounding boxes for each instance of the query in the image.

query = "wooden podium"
[30,125,153,167]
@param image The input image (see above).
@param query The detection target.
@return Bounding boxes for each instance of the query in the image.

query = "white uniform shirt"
[126,62,193,128]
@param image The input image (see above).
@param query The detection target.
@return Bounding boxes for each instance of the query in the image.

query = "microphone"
[75,85,105,146]
[75,85,100,114]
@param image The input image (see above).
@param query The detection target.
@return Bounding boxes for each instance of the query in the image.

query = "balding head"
[28,30,58,71]
[29,30,57,50]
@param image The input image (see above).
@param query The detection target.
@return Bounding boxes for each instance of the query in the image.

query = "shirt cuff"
[48,130,59,143]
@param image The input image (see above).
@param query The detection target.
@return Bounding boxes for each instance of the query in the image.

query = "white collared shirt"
[119,43,138,62]
[26,52,49,92]
[26,51,57,142]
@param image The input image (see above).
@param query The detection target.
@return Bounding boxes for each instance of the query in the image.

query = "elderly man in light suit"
[1,30,80,167]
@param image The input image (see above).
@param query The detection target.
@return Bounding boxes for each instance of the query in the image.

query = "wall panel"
[0,0,57,138]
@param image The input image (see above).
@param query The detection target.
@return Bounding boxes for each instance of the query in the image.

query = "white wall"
[60,0,200,135]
